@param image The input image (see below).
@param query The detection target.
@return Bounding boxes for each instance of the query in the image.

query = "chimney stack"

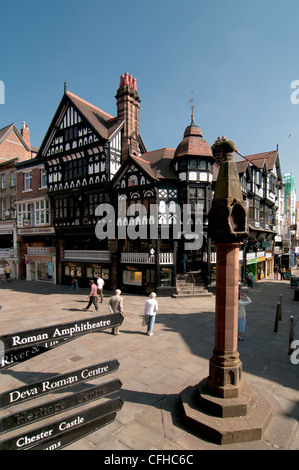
[115,73,141,161]
[21,122,31,148]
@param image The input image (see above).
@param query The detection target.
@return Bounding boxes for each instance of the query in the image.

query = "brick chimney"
[21,122,31,148]
[115,73,141,161]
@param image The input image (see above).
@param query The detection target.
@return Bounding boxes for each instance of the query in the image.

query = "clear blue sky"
[1,0,299,194]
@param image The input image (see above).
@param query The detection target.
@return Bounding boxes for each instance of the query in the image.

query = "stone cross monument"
[180,138,273,445]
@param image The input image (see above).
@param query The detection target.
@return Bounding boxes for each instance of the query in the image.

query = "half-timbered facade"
[34,73,285,294]
[111,149,178,295]
[38,75,146,288]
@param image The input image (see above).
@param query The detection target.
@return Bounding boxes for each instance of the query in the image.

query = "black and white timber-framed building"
[30,73,283,295]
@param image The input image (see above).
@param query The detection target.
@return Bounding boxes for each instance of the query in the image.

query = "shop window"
[123,270,142,286]
[86,266,109,280]
[65,265,82,277]
[160,269,172,286]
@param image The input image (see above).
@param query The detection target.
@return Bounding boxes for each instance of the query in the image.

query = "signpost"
[0,313,124,352]
[0,312,124,450]
[0,379,122,433]
[0,360,120,410]
[0,398,123,450]
[0,337,73,371]
[30,413,117,451]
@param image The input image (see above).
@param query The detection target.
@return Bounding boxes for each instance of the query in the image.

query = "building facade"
[0,122,37,280]
[282,173,297,268]
[7,74,290,293]
[16,155,55,282]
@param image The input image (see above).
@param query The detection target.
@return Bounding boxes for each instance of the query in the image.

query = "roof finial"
[64,81,67,93]
[189,90,195,125]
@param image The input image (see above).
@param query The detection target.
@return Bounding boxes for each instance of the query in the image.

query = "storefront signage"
[18,227,55,235]
[0,398,123,450]
[0,378,122,434]
[0,359,119,410]
[0,313,124,352]
[0,249,10,258]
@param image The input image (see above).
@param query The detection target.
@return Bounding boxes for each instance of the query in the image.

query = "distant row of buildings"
[0,73,298,295]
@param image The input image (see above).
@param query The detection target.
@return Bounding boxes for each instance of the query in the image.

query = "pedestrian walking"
[83,280,98,312]
[274,265,279,280]
[144,292,158,336]
[96,275,105,303]
[70,274,79,290]
[246,270,254,288]
[4,264,11,282]
[280,267,286,280]
[238,292,252,341]
[108,289,123,335]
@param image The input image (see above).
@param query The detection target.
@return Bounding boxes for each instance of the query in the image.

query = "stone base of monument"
[180,379,273,445]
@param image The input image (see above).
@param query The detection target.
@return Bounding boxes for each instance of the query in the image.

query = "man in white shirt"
[96,275,105,303]
[144,292,158,336]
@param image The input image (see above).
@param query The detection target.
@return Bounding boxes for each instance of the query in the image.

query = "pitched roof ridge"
[66,90,114,119]
[131,154,151,164]
[0,122,14,132]
[244,150,277,159]
[143,147,175,155]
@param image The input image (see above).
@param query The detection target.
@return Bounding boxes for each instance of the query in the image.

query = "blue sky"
[1,0,299,194]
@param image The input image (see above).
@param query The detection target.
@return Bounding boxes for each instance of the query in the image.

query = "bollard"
[279,294,282,320]
[273,302,280,333]
[288,316,295,355]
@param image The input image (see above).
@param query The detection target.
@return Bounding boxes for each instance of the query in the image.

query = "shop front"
[121,265,145,294]
[25,248,56,283]
[120,262,176,296]
[62,255,111,290]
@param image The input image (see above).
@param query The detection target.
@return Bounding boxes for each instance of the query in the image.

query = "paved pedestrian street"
[0,273,298,451]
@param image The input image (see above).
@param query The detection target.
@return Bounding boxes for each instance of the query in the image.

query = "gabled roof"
[236,160,251,175]
[66,91,122,140]
[243,150,279,171]
[0,123,14,142]
[38,89,124,158]
[0,123,31,152]
[113,148,177,186]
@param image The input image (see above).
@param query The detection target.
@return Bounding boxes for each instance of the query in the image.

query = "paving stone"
[0,276,298,450]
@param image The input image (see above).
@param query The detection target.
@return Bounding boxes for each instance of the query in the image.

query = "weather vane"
[189,90,195,124]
